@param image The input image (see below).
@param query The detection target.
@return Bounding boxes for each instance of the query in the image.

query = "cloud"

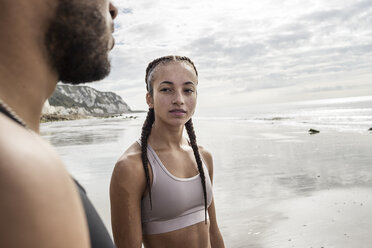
[100,0,372,111]
[119,8,133,15]
[303,0,372,23]
[266,30,312,49]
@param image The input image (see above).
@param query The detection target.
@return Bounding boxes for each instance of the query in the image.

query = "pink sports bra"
[138,141,213,235]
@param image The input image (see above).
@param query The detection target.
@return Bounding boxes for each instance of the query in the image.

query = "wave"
[197,96,372,133]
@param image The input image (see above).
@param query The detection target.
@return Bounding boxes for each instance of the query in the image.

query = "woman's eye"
[160,88,171,92]
[184,89,194,94]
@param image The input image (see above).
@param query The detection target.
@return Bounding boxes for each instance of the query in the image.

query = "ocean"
[40,95,372,248]
[201,95,372,133]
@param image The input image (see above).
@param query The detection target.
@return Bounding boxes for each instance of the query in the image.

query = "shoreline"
[40,112,141,123]
[40,114,90,123]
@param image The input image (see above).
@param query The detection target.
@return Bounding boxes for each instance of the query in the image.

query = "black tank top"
[74,179,115,248]
[0,109,115,248]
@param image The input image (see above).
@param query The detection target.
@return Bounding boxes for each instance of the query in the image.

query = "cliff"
[42,84,131,118]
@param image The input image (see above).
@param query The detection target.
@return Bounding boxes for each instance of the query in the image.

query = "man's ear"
[146,92,154,108]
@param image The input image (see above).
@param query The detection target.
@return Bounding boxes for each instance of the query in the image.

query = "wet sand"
[263,187,372,248]
[40,117,372,248]
[200,120,372,248]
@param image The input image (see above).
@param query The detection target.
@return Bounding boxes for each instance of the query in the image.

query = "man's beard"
[45,0,111,85]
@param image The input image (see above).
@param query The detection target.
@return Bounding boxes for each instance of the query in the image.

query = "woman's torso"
[143,220,211,248]
[139,141,213,247]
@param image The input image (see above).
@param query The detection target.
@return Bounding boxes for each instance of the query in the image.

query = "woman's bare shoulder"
[198,145,213,169]
[197,144,217,183]
[111,141,145,189]
[115,141,143,170]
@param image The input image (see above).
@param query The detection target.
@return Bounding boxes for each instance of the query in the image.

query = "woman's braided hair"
[141,55,208,222]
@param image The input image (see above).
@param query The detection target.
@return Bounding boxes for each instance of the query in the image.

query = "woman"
[110,55,225,248]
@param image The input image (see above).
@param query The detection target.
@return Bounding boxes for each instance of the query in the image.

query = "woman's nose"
[172,92,184,105]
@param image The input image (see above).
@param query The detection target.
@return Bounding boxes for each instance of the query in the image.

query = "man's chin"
[59,63,111,85]
[46,0,112,86]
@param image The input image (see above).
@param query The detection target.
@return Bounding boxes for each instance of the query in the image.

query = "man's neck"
[0,47,58,133]
[0,0,59,133]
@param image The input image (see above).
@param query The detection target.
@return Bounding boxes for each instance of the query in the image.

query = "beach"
[40,98,372,247]
[194,118,372,248]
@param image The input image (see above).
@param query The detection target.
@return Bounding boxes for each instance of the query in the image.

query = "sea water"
[202,95,372,133]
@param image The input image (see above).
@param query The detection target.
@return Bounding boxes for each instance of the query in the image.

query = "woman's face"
[147,61,198,126]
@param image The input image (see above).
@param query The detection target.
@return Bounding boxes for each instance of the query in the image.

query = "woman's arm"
[200,147,225,248]
[110,146,146,248]
[208,199,225,248]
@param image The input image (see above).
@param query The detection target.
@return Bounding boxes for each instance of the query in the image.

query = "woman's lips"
[169,109,186,117]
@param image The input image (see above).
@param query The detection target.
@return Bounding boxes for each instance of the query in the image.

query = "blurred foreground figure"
[0,0,118,247]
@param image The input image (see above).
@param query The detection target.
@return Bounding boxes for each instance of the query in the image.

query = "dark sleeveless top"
[74,180,115,248]
[0,109,115,248]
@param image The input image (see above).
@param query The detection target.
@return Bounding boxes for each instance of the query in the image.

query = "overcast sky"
[90,0,372,116]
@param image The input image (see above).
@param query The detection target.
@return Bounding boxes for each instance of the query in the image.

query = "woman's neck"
[148,120,187,150]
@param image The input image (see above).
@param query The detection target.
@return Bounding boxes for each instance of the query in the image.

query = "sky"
[90,0,372,116]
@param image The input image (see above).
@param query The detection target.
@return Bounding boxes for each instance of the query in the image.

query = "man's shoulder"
[0,114,71,196]
[0,116,90,247]
[0,117,62,172]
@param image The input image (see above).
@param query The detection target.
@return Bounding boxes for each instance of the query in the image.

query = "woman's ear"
[146,92,154,108]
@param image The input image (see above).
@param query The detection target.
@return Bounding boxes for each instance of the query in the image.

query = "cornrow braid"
[185,118,208,223]
[140,108,155,209]
[145,55,198,94]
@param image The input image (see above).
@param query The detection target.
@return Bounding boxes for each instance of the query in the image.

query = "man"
[0,0,118,247]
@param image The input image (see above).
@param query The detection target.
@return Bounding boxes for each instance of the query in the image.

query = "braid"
[140,108,155,209]
[185,118,208,223]
[145,55,198,95]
